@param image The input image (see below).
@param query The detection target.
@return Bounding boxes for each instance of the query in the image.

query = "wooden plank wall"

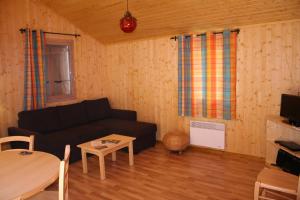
[103,20,300,157]
[0,0,299,157]
[0,0,106,137]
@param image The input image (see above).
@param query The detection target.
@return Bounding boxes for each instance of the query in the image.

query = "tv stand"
[288,119,300,127]
[282,119,300,127]
[266,116,300,164]
[275,143,300,159]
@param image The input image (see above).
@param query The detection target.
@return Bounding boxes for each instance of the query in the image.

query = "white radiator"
[190,120,225,150]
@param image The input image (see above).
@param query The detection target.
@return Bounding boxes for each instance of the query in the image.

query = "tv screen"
[280,94,300,126]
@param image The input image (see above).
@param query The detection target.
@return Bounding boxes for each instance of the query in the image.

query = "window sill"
[46,96,78,107]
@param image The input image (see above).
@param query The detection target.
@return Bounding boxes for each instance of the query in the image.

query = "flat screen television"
[280,94,300,127]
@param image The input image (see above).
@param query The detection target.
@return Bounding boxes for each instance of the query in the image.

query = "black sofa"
[8,98,157,163]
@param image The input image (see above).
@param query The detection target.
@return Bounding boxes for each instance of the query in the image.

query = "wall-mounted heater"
[190,120,225,150]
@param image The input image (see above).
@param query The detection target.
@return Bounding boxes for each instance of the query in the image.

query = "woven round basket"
[162,131,189,153]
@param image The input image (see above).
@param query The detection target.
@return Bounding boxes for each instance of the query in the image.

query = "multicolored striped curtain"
[178,30,237,120]
[23,29,47,110]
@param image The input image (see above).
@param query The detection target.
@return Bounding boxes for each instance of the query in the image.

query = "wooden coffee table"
[77,134,136,180]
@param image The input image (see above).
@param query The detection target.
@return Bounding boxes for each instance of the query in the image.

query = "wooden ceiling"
[39,0,300,43]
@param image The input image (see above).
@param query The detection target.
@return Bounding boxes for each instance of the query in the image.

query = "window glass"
[45,40,75,102]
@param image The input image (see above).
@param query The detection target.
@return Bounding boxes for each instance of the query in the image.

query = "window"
[45,39,75,102]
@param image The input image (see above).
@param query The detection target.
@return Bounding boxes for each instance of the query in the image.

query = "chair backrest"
[0,135,34,152]
[64,145,70,162]
[59,145,70,200]
[297,174,300,200]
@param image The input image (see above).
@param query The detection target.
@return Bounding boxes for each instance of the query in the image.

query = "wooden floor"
[65,143,265,200]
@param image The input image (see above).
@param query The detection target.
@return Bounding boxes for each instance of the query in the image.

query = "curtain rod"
[170,29,240,41]
[19,28,81,38]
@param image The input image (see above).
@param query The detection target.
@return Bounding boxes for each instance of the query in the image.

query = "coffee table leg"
[128,141,134,166]
[99,155,106,180]
[81,150,88,174]
[112,152,116,161]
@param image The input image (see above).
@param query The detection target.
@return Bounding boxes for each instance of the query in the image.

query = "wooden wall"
[103,20,300,157]
[0,0,299,158]
[0,0,106,137]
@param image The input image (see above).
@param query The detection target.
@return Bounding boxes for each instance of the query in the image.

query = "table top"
[77,134,135,154]
[0,150,60,200]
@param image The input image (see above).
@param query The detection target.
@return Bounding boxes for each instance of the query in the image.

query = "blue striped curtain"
[178,31,237,119]
[23,29,47,110]
[178,35,193,116]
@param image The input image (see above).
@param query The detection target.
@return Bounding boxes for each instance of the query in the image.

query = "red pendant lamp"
[120,0,137,33]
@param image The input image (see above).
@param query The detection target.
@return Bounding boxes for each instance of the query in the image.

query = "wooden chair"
[0,135,34,152]
[254,167,300,200]
[28,145,71,200]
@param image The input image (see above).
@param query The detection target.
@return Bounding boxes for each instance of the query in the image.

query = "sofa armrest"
[8,127,41,138]
[7,127,47,150]
[111,109,137,121]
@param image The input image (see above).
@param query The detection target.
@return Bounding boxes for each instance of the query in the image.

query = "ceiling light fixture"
[120,0,137,33]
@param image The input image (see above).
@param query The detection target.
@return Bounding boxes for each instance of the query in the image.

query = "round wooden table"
[0,150,60,200]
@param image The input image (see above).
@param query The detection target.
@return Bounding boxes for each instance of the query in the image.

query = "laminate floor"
[65,143,265,200]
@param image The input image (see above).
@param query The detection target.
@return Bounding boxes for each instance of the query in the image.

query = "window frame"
[44,38,76,103]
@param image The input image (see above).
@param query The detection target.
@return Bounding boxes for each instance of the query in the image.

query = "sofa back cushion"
[57,102,88,129]
[18,107,61,133]
[83,98,111,121]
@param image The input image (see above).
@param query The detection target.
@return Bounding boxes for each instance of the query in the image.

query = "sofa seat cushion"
[42,124,108,161]
[57,102,88,129]
[90,119,157,138]
[44,124,108,146]
[18,107,61,133]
